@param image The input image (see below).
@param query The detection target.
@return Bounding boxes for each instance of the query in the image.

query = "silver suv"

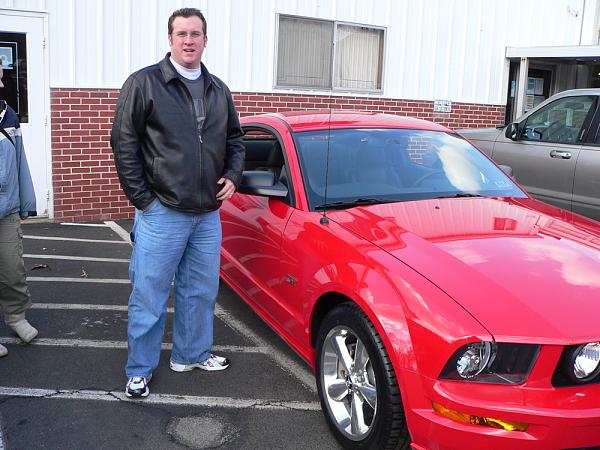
[459,89,600,221]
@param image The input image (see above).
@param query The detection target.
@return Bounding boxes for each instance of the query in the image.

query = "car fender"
[305,249,492,381]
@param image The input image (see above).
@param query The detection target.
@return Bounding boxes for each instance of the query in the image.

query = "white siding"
[0,0,597,104]
[0,0,45,11]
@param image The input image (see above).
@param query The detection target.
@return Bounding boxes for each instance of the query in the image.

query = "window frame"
[274,14,386,94]
[241,124,296,208]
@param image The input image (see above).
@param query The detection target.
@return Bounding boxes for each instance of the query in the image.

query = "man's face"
[168,15,207,69]
[0,66,4,88]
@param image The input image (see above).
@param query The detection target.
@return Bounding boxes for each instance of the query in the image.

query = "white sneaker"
[125,374,152,398]
[170,354,230,372]
[6,319,38,343]
[0,344,7,357]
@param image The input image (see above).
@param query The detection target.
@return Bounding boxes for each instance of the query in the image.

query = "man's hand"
[216,177,236,201]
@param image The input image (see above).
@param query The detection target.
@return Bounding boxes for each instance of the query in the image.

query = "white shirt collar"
[169,57,202,80]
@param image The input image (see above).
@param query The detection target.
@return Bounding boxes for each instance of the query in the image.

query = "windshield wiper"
[316,197,398,210]
[435,193,484,199]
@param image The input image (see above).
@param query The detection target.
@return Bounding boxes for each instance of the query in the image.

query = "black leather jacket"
[111,54,245,213]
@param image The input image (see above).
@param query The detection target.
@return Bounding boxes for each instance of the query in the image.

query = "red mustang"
[220,111,600,450]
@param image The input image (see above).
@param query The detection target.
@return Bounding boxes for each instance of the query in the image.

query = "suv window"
[521,95,596,144]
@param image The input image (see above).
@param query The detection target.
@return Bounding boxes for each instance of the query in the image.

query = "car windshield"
[294,128,527,210]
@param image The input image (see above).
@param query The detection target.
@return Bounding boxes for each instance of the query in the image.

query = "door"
[492,94,596,212]
[0,12,50,217]
[572,145,600,221]
[220,126,295,326]
[573,107,600,221]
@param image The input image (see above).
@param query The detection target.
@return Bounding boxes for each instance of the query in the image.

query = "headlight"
[571,342,600,382]
[456,342,495,379]
[553,342,600,387]
[440,342,540,385]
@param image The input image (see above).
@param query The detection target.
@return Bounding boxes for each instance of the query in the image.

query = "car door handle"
[550,150,572,159]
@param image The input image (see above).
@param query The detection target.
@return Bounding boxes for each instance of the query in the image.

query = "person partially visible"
[0,65,38,357]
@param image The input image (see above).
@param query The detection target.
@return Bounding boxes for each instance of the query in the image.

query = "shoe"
[0,344,7,357]
[170,353,230,372]
[125,374,152,398]
[6,319,38,343]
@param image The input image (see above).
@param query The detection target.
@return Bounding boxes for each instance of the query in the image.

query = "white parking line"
[216,307,316,392]
[29,302,238,318]
[31,303,132,311]
[0,387,321,411]
[27,302,316,392]
[59,223,108,227]
[0,337,265,354]
[104,220,132,244]
[24,235,129,244]
[27,277,130,284]
[24,254,129,263]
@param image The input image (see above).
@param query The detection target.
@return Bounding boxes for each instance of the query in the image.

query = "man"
[111,8,245,397]
[0,65,38,357]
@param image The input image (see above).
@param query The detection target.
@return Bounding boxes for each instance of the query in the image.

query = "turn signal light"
[432,402,529,432]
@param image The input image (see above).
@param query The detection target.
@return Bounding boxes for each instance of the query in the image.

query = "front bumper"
[400,346,600,450]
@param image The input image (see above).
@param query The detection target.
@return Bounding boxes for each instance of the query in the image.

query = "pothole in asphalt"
[167,415,239,449]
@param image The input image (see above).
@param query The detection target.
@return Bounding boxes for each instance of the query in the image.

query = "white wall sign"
[434,100,452,113]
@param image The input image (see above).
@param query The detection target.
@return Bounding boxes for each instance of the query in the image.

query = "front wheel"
[315,303,409,449]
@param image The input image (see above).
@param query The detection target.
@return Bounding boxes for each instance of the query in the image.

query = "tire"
[315,303,410,449]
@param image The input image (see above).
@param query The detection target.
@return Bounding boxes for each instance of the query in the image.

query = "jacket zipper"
[199,97,206,144]
[200,83,211,208]
[179,80,204,209]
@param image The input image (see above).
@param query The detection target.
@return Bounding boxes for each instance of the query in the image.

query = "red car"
[220,111,600,450]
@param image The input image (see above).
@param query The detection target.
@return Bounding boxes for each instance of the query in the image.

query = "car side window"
[521,95,596,144]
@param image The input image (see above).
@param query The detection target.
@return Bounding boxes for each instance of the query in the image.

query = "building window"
[0,32,28,123]
[276,15,384,92]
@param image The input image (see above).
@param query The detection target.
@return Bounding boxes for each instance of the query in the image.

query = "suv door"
[573,107,600,221]
[492,95,597,212]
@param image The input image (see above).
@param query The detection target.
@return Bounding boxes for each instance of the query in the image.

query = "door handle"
[550,150,572,159]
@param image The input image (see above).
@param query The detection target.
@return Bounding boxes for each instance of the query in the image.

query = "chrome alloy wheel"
[321,325,377,441]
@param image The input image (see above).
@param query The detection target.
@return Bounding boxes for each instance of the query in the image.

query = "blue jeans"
[126,200,222,378]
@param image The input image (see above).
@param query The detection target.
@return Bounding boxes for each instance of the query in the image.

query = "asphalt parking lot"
[0,219,341,449]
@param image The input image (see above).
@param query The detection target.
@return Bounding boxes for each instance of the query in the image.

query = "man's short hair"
[168,8,207,36]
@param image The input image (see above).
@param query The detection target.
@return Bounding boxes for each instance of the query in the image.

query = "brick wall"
[233,92,505,129]
[51,89,128,222]
[50,88,505,221]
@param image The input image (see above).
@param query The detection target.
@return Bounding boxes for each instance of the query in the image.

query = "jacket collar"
[159,53,221,89]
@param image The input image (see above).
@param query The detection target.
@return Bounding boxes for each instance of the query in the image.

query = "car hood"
[457,127,504,142]
[330,197,600,343]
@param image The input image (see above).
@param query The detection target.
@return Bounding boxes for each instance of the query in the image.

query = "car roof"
[241,110,451,133]
[548,88,600,98]
[514,88,600,122]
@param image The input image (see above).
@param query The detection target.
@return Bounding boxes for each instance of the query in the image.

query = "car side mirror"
[238,170,288,197]
[505,123,519,141]
[498,164,514,177]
